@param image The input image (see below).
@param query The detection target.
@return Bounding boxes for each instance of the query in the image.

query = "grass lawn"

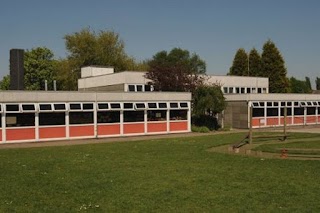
[1,132,320,212]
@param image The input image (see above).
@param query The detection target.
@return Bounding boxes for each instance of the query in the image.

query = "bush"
[191,125,210,133]
[192,115,220,131]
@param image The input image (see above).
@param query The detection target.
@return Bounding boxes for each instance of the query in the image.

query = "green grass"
[1,133,320,212]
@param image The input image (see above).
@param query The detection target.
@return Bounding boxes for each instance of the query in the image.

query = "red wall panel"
[147,122,167,133]
[39,127,66,139]
[170,121,188,131]
[6,128,35,141]
[123,123,144,134]
[97,124,120,135]
[69,125,94,137]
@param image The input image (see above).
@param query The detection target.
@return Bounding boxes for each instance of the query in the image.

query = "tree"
[261,40,289,93]
[24,47,56,90]
[289,77,311,93]
[64,28,145,86]
[305,77,312,91]
[248,48,261,77]
[0,75,10,90]
[229,48,248,76]
[316,77,320,90]
[145,48,206,92]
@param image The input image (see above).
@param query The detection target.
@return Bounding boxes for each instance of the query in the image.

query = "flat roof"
[225,93,320,102]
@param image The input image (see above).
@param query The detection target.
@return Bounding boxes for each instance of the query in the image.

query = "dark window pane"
[170,110,187,120]
[267,102,272,106]
[253,108,264,117]
[6,104,19,112]
[137,85,143,91]
[97,111,120,123]
[252,102,259,107]
[128,85,135,92]
[6,113,35,127]
[287,102,292,106]
[180,103,188,108]
[110,103,121,109]
[159,103,167,108]
[145,85,151,91]
[70,103,81,110]
[124,111,144,122]
[259,102,265,107]
[170,103,179,108]
[241,88,245,93]
[69,112,93,124]
[98,103,109,110]
[22,104,35,111]
[83,103,93,110]
[223,87,228,93]
[124,103,133,109]
[40,104,52,111]
[135,103,145,109]
[307,107,316,115]
[147,110,166,121]
[281,108,292,116]
[258,88,262,93]
[54,104,66,110]
[273,102,279,106]
[39,112,65,126]
[148,103,157,108]
[267,108,278,116]
[294,107,304,115]
[246,88,251,93]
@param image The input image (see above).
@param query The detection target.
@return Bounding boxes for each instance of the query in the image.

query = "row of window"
[252,101,320,108]
[1,102,189,113]
[127,84,153,92]
[223,87,267,94]
[4,110,188,127]
[253,107,320,117]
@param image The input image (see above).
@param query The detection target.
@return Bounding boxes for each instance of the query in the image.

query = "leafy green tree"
[289,77,311,93]
[145,48,206,92]
[24,47,56,90]
[305,77,312,91]
[0,75,10,90]
[316,77,320,90]
[192,84,226,115]
[261,40,289,93]
[248,48,261,76]
[54,59,78,91]
[63,28,146,87]
[229,48,248,76]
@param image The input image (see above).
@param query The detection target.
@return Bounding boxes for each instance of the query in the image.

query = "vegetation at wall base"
[192,114,220,131]
[0,133,320,212]
[191,125,210,133]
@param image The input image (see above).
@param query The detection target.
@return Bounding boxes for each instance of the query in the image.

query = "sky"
[1,0,320,87]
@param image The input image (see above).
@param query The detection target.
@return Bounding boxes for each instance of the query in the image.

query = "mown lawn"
[0,132,320,212]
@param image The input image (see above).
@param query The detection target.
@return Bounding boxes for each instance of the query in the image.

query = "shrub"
[191,125,210,133]
[192,115,220,130]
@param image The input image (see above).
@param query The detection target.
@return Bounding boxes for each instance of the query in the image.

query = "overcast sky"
[1,0,319,87]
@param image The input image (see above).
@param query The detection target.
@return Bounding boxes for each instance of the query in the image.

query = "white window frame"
[39,103,54,112]
[21,103,37,112]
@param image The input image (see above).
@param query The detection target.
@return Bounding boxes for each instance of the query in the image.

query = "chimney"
[10,49,24,90]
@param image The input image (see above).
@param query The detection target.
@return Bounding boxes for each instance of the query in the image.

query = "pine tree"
[261,40,289,93]
[248,48,261,77]
[315,77,320,90]
[228,48,248,76]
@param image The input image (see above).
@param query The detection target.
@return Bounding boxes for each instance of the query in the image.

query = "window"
[263,88,267,93]
[124,111,144,122]
[273,102,279,107]
[124,103,134,109]
[223,87,228,93]
[54,103,66,111]
[252,102,259,107]
[110,103,121,110]
[148,103,157,109]
[83,103,94,110]
[229,87,234,93]
[69,112,93,124]
[267,108,278,117]
[252,88,256,93]
[236,87,240,93]
[22,104,35,112]
[294,107,304,116]
[6,104,20,112]
[135,103,146,110]
[170,110,187,120]
[137,85,143,92]
[252,108,264,117]
[98,103,109,110]
[148,110,166,121]
[258,88,262,93]
[307,107,316,115]
[159,103,167,109]
[267,102,272,107]
[40,104,52,111]
[241,88,245,94]
[281,108,292,116]
[97,111,120,123]
[180,102,188,108]
[6,113,35,127]
[247,88,251,93]
[145,85,151,92]
[70,103,81,110]
[39,112,65,126]
[259,102,265,107]
[170,103,179,109]
[128,85,135,92]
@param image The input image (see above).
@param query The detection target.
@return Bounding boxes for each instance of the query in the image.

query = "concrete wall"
[224,101,248,129]
[78,84,125,92]
[207,75,268,88]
